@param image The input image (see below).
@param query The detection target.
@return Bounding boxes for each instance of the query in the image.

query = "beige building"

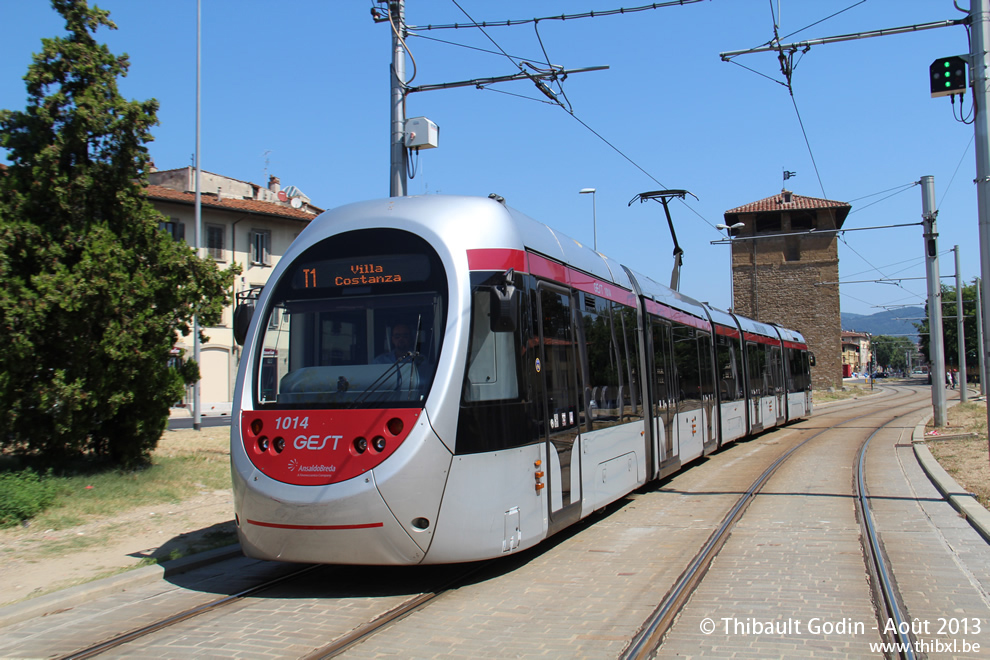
[146,167,323,410]
[841,331,871,375]
[724,190,851,390]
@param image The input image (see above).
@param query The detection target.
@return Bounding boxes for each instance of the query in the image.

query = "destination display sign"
[291,254,430,290]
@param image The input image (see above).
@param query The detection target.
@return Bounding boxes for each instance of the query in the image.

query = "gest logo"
[293,434,343,451]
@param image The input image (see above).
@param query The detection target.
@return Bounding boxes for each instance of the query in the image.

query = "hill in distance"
[841,307,924,342]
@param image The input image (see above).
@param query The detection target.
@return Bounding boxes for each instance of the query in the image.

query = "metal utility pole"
[193,0,202,431]
[979,279,987,396]
[389,0,407,197]
[956,246,969,403]
[922,176,947,426]
[971,2,990,463]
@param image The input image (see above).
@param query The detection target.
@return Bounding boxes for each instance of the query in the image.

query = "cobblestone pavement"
[2,385,988,659]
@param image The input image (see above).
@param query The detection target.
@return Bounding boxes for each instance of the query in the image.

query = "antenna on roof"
[263,149,272,182]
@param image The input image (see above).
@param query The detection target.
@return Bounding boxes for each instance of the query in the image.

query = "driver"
[374,323,414,364]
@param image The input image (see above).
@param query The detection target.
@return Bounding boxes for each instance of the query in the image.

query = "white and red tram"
[231,195,813,565]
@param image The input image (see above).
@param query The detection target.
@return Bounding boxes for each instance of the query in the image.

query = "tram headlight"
[354,437,368,454]
[273,437,285,453]
[372,436,387,452]
[387,417,404,436]
[250,418,263,436]
[258,436,269,452]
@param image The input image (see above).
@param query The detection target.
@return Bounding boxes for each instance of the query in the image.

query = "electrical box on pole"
[405,117,440,149]
[930,56,967,97]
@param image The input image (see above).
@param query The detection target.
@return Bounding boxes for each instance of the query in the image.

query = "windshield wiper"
[347,352,421,408]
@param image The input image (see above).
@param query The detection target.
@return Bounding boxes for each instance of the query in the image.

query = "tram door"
[769,345,786,424]
[536,284,582,525]
[651,320,676,466]
[698,332,716,450]
[746,341,763,431]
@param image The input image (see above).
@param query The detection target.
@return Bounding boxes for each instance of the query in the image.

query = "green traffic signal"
[930,56,966,98]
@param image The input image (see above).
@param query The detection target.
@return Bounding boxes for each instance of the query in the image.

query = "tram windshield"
[253,229,447,409]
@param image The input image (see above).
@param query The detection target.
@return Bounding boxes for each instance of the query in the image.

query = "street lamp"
[715,223,745,310]
[579,188,597,251]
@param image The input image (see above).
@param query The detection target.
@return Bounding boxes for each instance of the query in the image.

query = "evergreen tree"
[0,0,236,466]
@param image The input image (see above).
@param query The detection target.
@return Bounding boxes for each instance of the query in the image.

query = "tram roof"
[703,304,737,330]
[772,324,807,344]
[504,204,634,291]
[732,314,782,340]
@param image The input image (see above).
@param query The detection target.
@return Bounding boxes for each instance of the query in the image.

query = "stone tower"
[723,190,851,390]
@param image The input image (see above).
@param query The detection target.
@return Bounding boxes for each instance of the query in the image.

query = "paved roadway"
[3,384,989,658]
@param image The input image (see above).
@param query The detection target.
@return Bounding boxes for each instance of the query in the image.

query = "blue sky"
[0,1,980,318]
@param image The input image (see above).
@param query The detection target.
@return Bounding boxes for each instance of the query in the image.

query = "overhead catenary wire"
[412,1,704,30]
[755,6,936,312]
[938,133,976,213]
[846,181,918,215]
[410,32,550,66]
[726,1,867,63]
[441,0,722,233]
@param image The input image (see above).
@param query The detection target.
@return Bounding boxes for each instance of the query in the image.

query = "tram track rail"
[620,384,931,659]
[856,418,917,658]
[55,557,494,659]
[58,564,323,660]
[301,560,494,659]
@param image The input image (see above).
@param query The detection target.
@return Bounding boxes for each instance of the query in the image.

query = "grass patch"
[0,470,58,528]
[2,426,230,531]
[927,401,990,509]
[813,384,873,404]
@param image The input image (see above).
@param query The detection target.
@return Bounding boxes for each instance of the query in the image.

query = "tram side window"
[672,323,702,411]
[715,334,742,401]
[697,331,714,401]
[617,304,643,420]
[464,284,520,401]
[769,345,784,393]
[455,273,531,455]
[747,342,768,397]
[651,319,672,405]
[538,287,581,436]
[786,348,810,392]
[578,294,641,428]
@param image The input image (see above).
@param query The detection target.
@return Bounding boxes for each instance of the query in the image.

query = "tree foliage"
[0,0,236,466]
[915,280,982,369]
[871,335,917,371]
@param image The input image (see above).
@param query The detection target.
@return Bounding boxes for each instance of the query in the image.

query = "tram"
[230,195,814,565]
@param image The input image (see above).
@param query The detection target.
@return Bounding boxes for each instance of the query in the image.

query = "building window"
[206,224,225,261]
[755,213,781,233]
[784,236,801,261]
[159,218,185,242]
[791,211,815,231]
[250,229,271,266]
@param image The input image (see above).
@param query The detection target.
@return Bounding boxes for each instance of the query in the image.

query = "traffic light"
[930,56,967,98]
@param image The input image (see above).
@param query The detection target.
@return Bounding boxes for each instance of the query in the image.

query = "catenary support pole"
[956,246,969,403]
[979,279,987,396]
[390,0,407,197]
[922,176,947,426]
[193,0,202,431]
[971,0,990,463]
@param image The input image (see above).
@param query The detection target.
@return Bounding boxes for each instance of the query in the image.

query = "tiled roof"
[145,184,317,222]
[725,191,850,215]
